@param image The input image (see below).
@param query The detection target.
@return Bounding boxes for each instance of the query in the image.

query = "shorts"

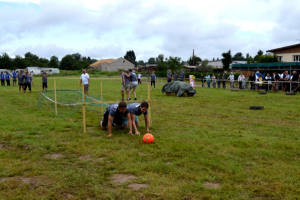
[101,109,124,127]
[84,84,89,91]
[30,78,33,81]
[130,81,138,89]
[13,78,16,82]
[167,79,171,83]
[43,82,48,89]
[121,84,130,92]
[151,81,155,86]
[123,115,139,126]
[18,83,23,86]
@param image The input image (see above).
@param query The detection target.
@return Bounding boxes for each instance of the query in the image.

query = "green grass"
[1,78,300,200]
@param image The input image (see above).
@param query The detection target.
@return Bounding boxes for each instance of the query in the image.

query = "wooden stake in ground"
[82,84,86,134]
[39,82,41,93]
[101,82,103,114]
[54,79,57,116]
[148,84,151,127]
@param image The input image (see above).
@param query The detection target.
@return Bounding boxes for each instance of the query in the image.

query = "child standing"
[42,72,48,92]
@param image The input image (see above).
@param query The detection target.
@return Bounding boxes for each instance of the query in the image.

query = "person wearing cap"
[100,102,132,137]
[17,70,24,92]
[0,72,5,86]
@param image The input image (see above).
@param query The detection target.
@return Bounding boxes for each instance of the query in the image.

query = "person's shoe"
[126,98,131,101]
[112,123,116,127]
[100,120,103,127]
[134,98,137,100]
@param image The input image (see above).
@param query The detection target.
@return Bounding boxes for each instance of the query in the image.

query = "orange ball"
[143,133,154,143]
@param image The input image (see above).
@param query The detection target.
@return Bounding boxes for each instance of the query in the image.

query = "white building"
[198,60,247,69]
[89,57,135,72]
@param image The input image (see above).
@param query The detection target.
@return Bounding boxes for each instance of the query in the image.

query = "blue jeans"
[207,81,210,88]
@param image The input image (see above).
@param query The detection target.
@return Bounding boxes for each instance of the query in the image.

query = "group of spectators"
[0,70,35,92]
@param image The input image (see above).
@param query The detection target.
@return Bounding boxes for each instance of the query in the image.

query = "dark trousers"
[250,82,255,90]
[265,84,272,92]
[202,80,205,87]
[151,81,155,88]
[1,80,4,86]
[43,82,48,90]
[239,82,242,89]
[24,83,31,91]
[138,79,142,84]
[6,80,10,86]
[167,79,171,83]
[217,81,221,88]
[222,81,226,88]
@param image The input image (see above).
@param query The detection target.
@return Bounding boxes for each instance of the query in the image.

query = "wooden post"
[39,82,41,93]
[54,79,57,115]
[101,82,103,114]
[148,84,151,127]
[82,84,86,134]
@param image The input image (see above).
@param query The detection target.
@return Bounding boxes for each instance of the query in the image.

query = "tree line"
[0,52,98,70]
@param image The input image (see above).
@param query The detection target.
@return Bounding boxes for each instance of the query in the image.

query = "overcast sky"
[0,0,300,62]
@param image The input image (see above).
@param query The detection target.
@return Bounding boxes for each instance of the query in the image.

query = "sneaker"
[134,98,137,100]
[126,98,131,101]
[100,120,103,127]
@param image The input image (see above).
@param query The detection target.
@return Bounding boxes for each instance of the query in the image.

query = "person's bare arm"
[107,115,114,137]
[127,113,133,135]
[88,78,90,86]
[131,114,139,134]
[144,115,149,132]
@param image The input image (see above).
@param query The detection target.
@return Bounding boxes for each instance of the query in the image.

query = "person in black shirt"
[248,72,256,90]
[291,71,299,91]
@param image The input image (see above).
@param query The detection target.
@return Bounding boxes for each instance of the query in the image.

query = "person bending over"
[100,102,132,137]
[126,101,149,135]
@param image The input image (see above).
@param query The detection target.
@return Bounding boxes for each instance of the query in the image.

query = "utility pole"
[193,49,195,66]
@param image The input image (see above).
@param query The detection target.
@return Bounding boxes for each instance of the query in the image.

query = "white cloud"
[0,0,300,62]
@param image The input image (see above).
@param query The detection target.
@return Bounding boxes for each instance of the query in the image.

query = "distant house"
[89,57,135,72]
[197,60,246,69]
[267,43,300,62]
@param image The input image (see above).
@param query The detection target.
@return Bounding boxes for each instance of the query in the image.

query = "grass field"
[1,77,300,200]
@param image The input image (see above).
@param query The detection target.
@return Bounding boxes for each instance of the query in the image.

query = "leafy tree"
[156,54,167,71]
[60,55,75,70]
[72,53,82,61]
[0,53,13,69]
[213,58,215,61]
[187,55,202,66]
[13,55,26,69]
[124,50,137,66]
[39,58,49,67]
[246,53,255,64]
[254,50,264,61]
[195,59,213,72]
[48,56,59,68]
[166,56,182,71]
[217,57,219,60]
[137,60,145,65]
[148,57,156,64]
[232,52,245,61]
[256,54,278,63]
[221,50,232,71]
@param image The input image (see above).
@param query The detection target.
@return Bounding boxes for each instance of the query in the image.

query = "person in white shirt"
[137,72,142,84]
[238,73,245,89]
[227,72,235,89]
[80,69,90,95]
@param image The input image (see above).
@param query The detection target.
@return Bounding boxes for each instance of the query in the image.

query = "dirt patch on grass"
[61,193,75,199]
[111,174,137,185]
[203,182,220,189]
[213,115,221,117]
[128,183,149,190]
[165,162,172,165]
[34,134,42,137]
[0,178,9,183]
[138,152,146,156]
[94,157,105,162]
[79,154,91,161]
[0,142,11,150]
[0,177,50,188]
[44,153,64,159]
[14,131,23,134]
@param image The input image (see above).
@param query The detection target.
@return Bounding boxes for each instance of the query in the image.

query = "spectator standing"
[257,74,263,91]
[30,71,34,86]
[79,69,90,96]
[173,72,179,81]
[248,72,256,90]
[222,73,226,89]
[17,70,24,92]
[167,70,172,83]
[23,71,31,93]
[291,71,299,91]
[12,70,17,87]
[0,72,5,86]
[150,71,156,90]
[179,70,185,81]
[205,73,211,88]
[238,73,245,89]
[42,72,48,92]
[123,71,131,100]
[5,72,11,86]
[129,69,138,100]
[217,74,221,88]
[264,73,272,92]
[200,74,205,87]
[228,72,234,89]
[273,72,280,91]
[211,74,216,88]
[137,72,142,84]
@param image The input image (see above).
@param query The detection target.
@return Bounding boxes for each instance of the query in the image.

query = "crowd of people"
[0,70,38,93]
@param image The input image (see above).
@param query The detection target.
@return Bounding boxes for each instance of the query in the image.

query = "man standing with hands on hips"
[80,69,90,96]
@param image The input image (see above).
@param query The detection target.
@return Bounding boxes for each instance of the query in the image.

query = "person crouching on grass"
[42,72,48,92]
[23,71,31,93]
[100,102,133,137]
[125,101,149,135]
[17,70,24,92]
